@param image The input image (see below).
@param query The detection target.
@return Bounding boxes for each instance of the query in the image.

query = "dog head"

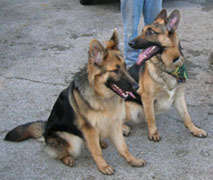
[87,30,138,99]
[129,9,184,72]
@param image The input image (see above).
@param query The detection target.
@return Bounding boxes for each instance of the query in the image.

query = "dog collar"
[169,64,189,83]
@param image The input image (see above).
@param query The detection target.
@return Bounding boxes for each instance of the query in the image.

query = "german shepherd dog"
[5,30,146,175]
[125,9,207,141]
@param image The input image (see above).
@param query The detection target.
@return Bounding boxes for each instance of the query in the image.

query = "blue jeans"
[121,0,162,67]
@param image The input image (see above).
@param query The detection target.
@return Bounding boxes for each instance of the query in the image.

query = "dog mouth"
[111,84,136,99]
[137,45,160,65]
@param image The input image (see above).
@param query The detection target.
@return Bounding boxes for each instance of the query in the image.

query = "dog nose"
[128,40,136,48]
[132,83,139,91]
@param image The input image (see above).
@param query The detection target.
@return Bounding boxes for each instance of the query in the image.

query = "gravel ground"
[0,0,213,179]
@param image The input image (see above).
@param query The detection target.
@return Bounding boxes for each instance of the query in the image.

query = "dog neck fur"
[147,56,178,90]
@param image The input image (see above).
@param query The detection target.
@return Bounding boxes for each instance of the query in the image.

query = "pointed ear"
[167,9,180,32]
[105,29,119,50]
[88,39,105,65]
[155,9,167,22]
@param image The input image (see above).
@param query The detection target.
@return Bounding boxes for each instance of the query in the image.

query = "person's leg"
[121,0,144,67]
[143,0,162,25]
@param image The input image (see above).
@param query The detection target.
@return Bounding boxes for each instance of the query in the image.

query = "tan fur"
[126,10,207,141]
[45,132,83,159]
[27,122,44,138]
[4,121,45,142]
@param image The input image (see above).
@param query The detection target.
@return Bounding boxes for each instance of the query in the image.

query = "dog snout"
[128,40,136,48]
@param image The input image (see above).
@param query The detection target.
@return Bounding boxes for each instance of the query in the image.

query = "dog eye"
[146,28,157,36]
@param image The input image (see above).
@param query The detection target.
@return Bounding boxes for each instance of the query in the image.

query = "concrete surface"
[0,0,213,179]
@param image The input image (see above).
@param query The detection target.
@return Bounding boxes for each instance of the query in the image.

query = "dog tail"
[5,121,46,142]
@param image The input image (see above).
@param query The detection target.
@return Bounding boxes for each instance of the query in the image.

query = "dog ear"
[167,9,180,32]
[89,39,105,65]
[105,29,119,50]
[155,9,167,22]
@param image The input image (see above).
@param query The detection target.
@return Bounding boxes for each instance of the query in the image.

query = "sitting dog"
[5,30,145,175]
[125,9,207,141]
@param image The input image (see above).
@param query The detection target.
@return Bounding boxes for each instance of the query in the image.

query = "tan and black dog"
[125,9,207,141]
[5,30,146,175]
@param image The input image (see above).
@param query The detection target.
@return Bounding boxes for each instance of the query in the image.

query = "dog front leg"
[142,97,161,141]
[110,124,146,167]
[82,126,115,175]
[174,94,207,137]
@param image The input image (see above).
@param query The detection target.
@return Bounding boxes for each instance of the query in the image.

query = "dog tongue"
[127,91,136,99]
[136,46,158,65]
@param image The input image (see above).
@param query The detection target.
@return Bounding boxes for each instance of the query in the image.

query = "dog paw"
[148,131,161,142]
[122,124,131,136]
[100,141,108,149]
[99,164,115,175]
[191,128,207,138]
[61,156,75,167]
[128,158,146,167]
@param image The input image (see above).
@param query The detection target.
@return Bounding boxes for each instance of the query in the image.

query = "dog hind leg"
[45,132,83,167]
[124,101,144,136]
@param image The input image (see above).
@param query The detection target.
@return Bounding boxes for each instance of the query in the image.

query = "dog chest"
[154,88,176,113]
[88,103,126,138]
